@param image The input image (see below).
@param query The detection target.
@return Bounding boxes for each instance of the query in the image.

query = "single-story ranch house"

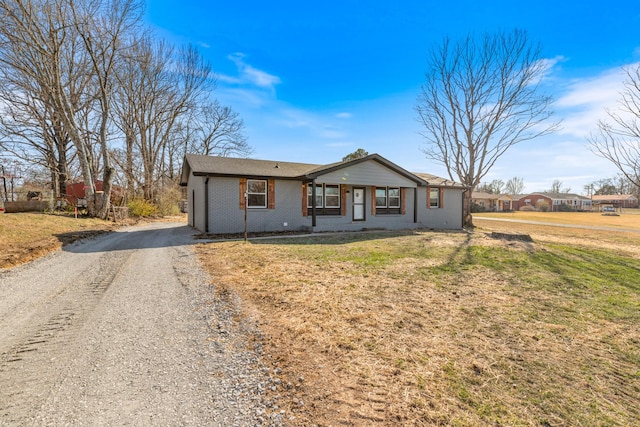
[471,191,514,212]
[514,192,592,211]
[180,153,466,234]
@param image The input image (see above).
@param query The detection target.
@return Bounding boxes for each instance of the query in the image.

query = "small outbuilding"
[180,153,466,234]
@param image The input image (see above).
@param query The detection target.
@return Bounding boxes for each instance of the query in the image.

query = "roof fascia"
[191,171,303,181]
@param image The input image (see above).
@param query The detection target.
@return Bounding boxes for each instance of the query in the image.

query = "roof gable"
[306,154,427,186]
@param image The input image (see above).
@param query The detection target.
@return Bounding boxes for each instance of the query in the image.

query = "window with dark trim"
[375,186,401,214]
[247,179,267,208]
[307,183,341,215]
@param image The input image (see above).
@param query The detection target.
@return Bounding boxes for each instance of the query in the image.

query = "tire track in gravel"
[0,250,131,425]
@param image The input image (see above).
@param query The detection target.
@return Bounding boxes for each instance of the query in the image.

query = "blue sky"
[145,1,640,194]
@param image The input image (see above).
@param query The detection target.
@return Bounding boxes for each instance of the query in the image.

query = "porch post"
[311,180,317,227]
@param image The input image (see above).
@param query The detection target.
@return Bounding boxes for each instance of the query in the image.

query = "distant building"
[471,192,514,212]
[591,194,638,209]
[516,192,592,211]
[65,181,123,207]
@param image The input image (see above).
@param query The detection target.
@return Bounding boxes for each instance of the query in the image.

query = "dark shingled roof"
[181,154,321,183]
[181,153,459,188]
[414,173,466,188]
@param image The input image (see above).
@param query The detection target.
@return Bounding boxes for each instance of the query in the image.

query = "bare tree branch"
[416,29,559,227]
[588,64,640,190]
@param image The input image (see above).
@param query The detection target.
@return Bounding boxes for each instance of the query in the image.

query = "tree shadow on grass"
[241,228,467,246]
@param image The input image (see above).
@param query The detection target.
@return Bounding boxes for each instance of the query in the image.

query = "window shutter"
[440,187,444,209]
[340,184,347,216]
[268,179,275,209]
[401,187,406,215]
[239,178,247,210]
[302,183,308,217]
[371,186,376,216]
[426,187,431,209]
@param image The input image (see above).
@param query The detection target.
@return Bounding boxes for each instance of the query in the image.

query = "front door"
[353,187,365,221]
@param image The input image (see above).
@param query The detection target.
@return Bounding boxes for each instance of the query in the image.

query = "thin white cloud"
[536,55,567,83]
[335,112,353,119]
[276,107,349,140]
[554,65,633,138]
[221,52,281,91]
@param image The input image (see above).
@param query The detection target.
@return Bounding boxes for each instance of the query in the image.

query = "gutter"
[461,187,469,229]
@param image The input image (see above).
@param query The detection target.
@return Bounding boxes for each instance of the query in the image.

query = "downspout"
[413,187,418,223]
[204,177,209,233]
[461,187,468,229]
[311,180,317,228]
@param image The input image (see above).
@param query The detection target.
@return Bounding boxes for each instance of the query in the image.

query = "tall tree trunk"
[125,131,134,199]
[463,189,474,228]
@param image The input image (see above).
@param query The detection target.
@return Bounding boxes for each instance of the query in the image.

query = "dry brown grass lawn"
[197,220,640,426]
[0,212,119,268]
[475,210,640,229]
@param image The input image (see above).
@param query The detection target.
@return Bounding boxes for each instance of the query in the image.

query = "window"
[388,188,400,208]
[375,187,401,214]
[307,184,323,208]
[375,188,387,207]
[247,179,267,208]
[429,188,440,208]
[325,185,340,208]
[307,183,341,215]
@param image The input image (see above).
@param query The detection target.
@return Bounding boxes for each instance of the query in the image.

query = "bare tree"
[113,38,213,201]
[0,88,72,199]
[504,176,525,194]
[547,179,570,194]
[416,29,559,227]
[0,0,141,217]
[588,174,639,196]
[183,100,251,157]
[71,0,142,217]
[589,64,640,191]
[476,179,504,194]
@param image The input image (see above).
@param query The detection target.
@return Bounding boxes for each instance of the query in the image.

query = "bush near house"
[519,205,535,211]
[556,203,575,212]
[127,199,158,217]
[471,202,488,213]
[537,200,550,212]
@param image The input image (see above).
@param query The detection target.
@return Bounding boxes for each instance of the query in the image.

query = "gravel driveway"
[0,222,277,426]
